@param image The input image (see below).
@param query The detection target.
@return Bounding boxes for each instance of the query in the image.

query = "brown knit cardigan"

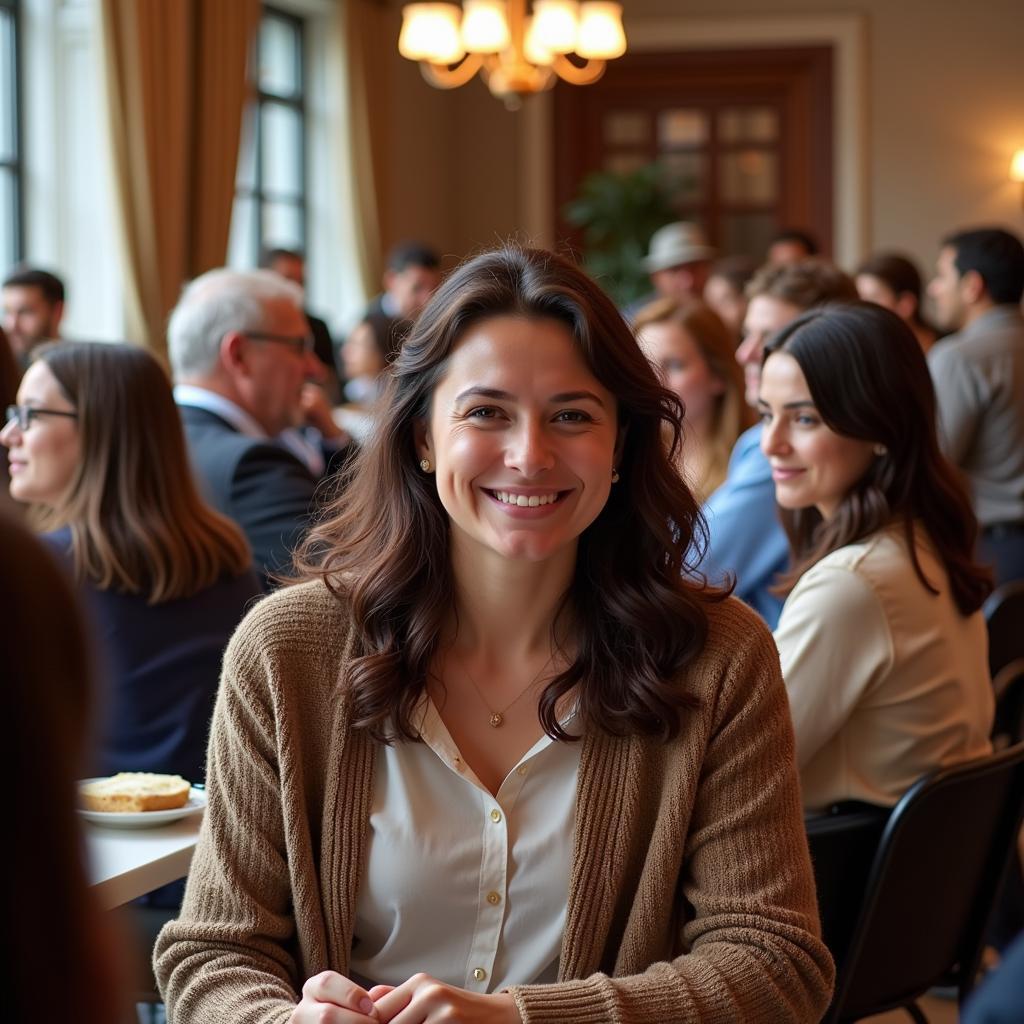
[154,580,834,1023]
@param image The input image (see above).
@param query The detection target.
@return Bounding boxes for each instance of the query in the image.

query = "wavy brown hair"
[295,246,728,743]
[634,297,755,497]
[764,303,992,613]
[34,341,251,603]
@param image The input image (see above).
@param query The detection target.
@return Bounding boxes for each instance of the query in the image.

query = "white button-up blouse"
[348,697,581,993]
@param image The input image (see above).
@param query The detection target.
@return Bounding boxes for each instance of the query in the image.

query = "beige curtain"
[332,0,385,301]
[98,0,259,359]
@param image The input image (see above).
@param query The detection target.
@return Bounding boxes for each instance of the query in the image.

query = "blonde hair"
[34,342,252,603]
[634,298,754,497]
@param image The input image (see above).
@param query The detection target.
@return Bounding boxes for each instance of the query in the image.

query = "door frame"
[519,13,868,267]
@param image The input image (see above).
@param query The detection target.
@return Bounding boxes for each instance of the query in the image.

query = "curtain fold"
[332,0,385,303]
[98,0,259,359]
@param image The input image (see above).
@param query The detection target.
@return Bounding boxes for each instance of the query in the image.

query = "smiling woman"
[760,303,994,813]
[155,245,835,1024]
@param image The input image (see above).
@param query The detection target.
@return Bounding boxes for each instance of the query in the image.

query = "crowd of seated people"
[3,214,1023,1020]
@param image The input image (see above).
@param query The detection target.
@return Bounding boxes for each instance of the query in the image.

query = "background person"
[760,303,993,812]
[767,229,819,266]
[927,226,1024,584]
[635,297,754,501]
[855,251,938,353]
[6,513,129,1024]
[702,259,858,627]
[1,265,65,367]
[155,246,833,1024]
[2,341,261,785]
[624,221,716,320]
[703,255,755,343]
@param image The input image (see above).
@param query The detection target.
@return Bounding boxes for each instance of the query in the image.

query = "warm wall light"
[1012,149,1024,210]
[399,0,627,109]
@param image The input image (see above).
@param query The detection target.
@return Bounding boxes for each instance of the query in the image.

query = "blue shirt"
[701,424,789,627]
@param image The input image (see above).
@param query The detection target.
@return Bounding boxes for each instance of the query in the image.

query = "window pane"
[721,212,778,261]
[261,102,303,196]
[0,10,14,160]
[658,109,707,148]
[0,168,15,269]
[228,195,258,267]
[235,108,257,191]
[660,151,705,204]
[603,111,649,147]
[259,15,300,97]
[263,201,303,249]
[720,150,778,203]
[719,107,778,144]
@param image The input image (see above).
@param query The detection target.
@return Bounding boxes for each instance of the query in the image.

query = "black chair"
[806,802,891,965]
[991,658,1024,750]
[983,580,1024,681]
[820,742,1024,1024]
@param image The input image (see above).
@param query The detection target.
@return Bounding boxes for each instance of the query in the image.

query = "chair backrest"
[984,581,1024,681]
[823,742,1024,1024]
[991,658,1024,749]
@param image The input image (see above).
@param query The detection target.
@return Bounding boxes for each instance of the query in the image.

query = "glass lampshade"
[575,2,626,60]
[399,3,466,64]
[1011,150,1024,183]
[531,0,579,55]
[461,0,510,53]
[524,16,556,66]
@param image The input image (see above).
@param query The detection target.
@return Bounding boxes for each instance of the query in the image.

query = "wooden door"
[553,46,833,261]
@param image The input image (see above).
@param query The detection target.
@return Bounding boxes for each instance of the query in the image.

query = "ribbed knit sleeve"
[508,599,835,1023]
[153,581,362,1024]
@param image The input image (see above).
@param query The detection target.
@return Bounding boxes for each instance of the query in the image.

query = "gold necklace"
[454,651,558,728]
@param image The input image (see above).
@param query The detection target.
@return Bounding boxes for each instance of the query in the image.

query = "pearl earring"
[420,459,433,472]
[611,468,620,483]
[873,444,888,457]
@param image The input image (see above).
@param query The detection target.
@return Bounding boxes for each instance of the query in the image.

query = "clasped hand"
[289,970,522,1024]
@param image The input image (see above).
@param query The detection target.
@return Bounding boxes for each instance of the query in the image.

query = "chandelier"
[399,1,627,109]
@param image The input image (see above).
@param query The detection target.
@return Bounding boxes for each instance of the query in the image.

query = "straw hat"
[643,222,717,272]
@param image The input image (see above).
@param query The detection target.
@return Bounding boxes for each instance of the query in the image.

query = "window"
[230,6,308,266]
[0,0,23,267]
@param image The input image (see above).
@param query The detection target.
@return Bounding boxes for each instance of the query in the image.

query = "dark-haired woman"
[855,251,939,354]
[1,342,262,784]
[759,303,993,813]
[156,246,833,1023]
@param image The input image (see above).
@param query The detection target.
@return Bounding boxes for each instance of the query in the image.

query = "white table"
[86,813,203,910]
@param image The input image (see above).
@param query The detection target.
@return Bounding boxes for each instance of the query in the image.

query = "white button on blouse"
[348,697,581,993]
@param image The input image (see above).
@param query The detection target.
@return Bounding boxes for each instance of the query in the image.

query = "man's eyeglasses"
[5,404,79,430]
[244,331,313,357]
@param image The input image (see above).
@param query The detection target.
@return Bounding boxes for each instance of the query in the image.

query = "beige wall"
[375,0,1024,275]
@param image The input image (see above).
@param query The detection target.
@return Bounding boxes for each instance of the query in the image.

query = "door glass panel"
[719,107,778,144]
[603,111,649,147]
[720,150,778,203]
[228,195,257,267]
[0,11,14,160]
[603,152,649,177]
[658,109,707,148]
[0,169,14,269]
[660,151,705,204]
[721,212,778,261]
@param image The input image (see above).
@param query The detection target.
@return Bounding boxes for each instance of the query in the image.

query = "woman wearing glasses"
[156,247,833,1023]
[1,342,261,787]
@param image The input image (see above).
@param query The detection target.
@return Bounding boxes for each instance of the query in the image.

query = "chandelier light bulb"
[1011,149,1024,183]
[461,0,510,53]
[575,2,626,60]
[524,16,556,66]
[399,3,466,64]
[531,0,579,55]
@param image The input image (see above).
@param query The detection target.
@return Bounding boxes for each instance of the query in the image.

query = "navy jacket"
[43,528,262,784]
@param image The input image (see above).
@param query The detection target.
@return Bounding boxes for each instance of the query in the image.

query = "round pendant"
[489,712,504,728]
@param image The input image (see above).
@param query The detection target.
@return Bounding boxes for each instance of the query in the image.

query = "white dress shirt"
[349,697,581,993]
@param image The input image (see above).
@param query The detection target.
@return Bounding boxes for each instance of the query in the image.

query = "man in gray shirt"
[927,226,1024,584]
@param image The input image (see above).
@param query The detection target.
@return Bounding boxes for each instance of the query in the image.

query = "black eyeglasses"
[5,404,79,431]
[243,331,313,357]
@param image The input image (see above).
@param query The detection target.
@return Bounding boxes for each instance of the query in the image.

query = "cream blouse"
[349,697,582,993]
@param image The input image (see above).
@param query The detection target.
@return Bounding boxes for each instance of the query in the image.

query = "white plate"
[78,780,206,829]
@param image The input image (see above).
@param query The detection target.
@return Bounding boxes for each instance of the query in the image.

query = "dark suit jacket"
[178,404,320,588]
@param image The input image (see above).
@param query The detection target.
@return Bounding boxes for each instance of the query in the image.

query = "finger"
[369,985,396,1001]
[371,976,421,1021]
[290,1001,380,1024]
[301,971,379,1016]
